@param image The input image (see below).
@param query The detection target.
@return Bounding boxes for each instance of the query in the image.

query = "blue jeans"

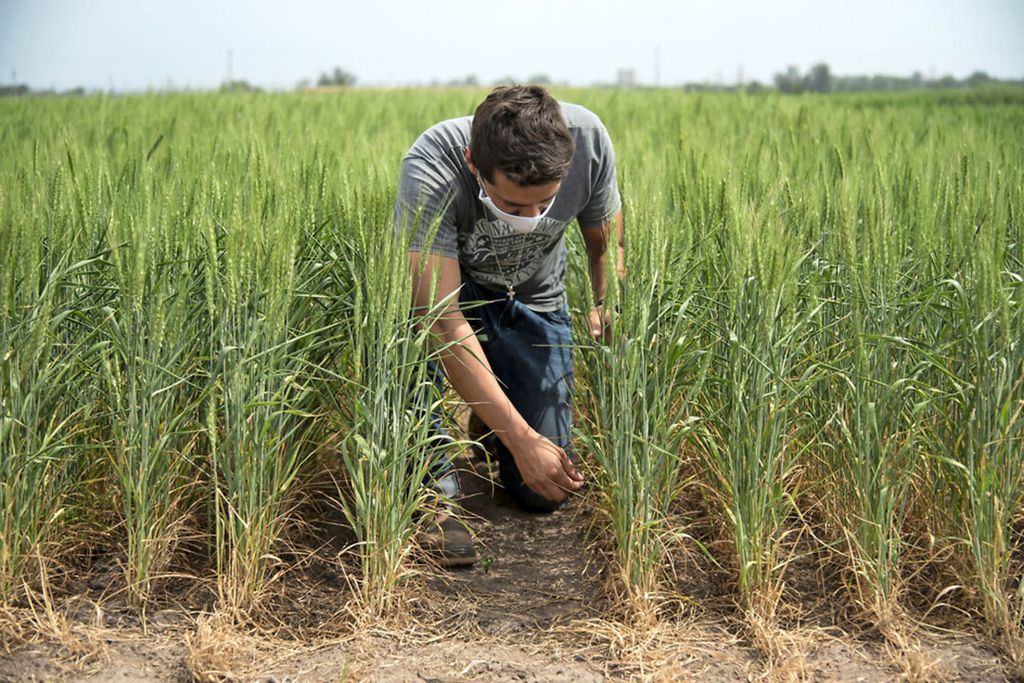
[426,276,574,513]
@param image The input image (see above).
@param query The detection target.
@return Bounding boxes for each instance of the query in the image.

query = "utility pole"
[653,46,661,87]
[226,49,233,84]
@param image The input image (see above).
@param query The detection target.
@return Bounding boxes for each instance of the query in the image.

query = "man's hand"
[587,305,614,342]
[506,429,584,503]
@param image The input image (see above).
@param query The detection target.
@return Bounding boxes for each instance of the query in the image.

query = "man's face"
[465,147,561,218]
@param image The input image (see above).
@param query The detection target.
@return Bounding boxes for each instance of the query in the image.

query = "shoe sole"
[435,554,478,568]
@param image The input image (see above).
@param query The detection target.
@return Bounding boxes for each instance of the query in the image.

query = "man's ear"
[464,146,478,175]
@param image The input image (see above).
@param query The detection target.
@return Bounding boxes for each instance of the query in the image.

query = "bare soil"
[0,453,1013,682]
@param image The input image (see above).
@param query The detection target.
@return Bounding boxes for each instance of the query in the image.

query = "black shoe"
[419,507,477,568]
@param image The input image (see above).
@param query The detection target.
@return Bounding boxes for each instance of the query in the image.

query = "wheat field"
[1,87,1022,679]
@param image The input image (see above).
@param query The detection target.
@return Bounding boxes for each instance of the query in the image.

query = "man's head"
[465,85,574,188]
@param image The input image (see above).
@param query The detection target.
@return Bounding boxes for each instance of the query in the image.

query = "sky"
[2,0,1023,91]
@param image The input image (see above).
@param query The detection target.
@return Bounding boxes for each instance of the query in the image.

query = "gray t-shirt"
[393,102,620,312]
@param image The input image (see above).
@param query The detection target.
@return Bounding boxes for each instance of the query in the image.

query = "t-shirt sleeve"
[576,120,621,228]
[393,153,459,258]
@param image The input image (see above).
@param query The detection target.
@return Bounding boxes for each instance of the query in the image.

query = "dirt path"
[423,454,607,632]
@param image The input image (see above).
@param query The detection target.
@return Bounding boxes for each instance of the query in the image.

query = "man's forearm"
[426,307,581,502]
[430,317,532,448]
[589,251,608,303]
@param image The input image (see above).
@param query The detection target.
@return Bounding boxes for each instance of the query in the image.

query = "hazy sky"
[2,0,1023,91]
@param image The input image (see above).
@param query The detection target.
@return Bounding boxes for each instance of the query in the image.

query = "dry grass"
[0,603,26,656]
[1,588,108,676]
[554,615,731,680]
[186,611,301,682]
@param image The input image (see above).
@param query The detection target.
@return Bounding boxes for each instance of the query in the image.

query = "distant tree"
[774,65,803,93]
[317,67,356,87]
[0,84,30,97]
[966,70,991,87]
[803,63,832,93]
[447,74,479,87]
[527,74,552,85]
[220,79,259,93]
[769,64,1017,94]
[745,80,766,94]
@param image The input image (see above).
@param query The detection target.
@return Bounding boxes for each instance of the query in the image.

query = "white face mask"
[477,175,555,234]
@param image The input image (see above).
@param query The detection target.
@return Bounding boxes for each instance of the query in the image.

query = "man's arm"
[410,251,583,502]
[580,209,625,340]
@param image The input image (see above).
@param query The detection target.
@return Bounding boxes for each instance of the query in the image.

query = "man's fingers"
[588,309,603,340]
[560,451,584,483]
[549,466,582,495]
[532,467,576,501]
[535,477,569,502]
[549,475,575,499]
[589,309,613,342]
[549,483,571,502]
[518,438,582,502]
[552,446,582,486]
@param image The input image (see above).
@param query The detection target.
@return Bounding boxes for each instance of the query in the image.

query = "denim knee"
[510,485,565,514]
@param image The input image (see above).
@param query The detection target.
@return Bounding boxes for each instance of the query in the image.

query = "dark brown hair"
[469,85,574,187]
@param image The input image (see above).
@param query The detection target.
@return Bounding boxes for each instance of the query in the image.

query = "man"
[393,85,624,567]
